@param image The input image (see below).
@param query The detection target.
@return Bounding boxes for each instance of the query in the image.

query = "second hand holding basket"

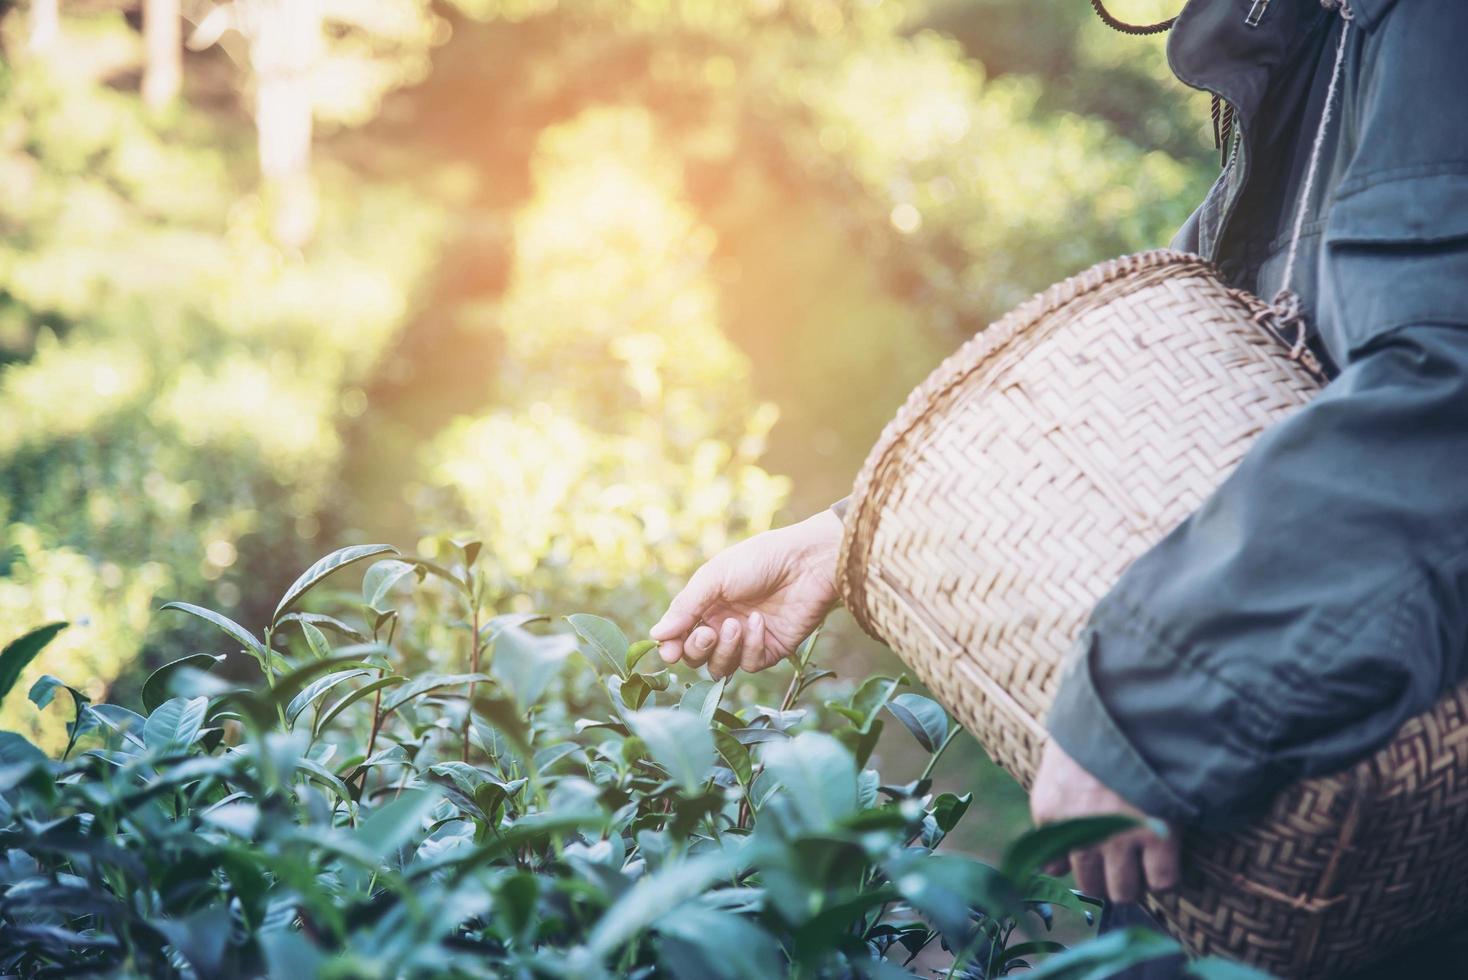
[836,249,1468,978]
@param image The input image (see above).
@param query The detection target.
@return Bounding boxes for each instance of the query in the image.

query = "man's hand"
[1030,739,1180,904]
[649,510,843,679]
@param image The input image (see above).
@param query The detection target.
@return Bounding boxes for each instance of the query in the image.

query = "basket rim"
[836,249,1276,629]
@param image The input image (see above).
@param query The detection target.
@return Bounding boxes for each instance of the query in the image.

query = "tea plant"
[0,543,1250,978]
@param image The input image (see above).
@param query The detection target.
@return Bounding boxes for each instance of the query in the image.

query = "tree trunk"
[28,0,60,54]
[142,0,182,109]
[248,0,322,247]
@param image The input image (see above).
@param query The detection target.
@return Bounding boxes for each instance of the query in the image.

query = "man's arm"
[1047,247,1468,831]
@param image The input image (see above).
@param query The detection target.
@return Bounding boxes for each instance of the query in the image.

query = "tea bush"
[0,544,1258,979]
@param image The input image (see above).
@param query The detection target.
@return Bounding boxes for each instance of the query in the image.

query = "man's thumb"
[649,575,716,640]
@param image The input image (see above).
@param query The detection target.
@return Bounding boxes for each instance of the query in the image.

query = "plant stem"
[919,723,961,784]
[463,575,480,764]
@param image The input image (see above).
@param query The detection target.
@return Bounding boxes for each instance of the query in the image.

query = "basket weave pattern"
[838,250,1468,977]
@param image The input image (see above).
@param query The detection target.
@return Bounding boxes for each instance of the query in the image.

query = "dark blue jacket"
[1047,0,1468,829]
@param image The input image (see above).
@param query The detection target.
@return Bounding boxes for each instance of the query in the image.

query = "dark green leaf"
[28,674,85,712]
[1002,815,1139,884]
[142,653,225,713]
[841,673,907,734]
[713,729,752,785]
[886,693,948,752]
[0,622,66,707]
[931,791,972,834]
[273,544,397,623]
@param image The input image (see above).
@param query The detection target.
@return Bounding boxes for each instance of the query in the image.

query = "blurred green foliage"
[0,0,1212,781]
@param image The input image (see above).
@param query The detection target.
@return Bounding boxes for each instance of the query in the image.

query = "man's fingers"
[739,611,767,673]
[1103,839,1143,905]
[682,625,717,667]
[709,618,743,678]
[651,567,721,641]
[657,639,683,665]
[1069,848,1105,899]
[1141,835,1181,893]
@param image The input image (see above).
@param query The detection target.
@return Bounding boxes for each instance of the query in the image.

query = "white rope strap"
[1269,0,1354,359]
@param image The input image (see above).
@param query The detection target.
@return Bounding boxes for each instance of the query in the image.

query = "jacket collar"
[1166,0,1396,129]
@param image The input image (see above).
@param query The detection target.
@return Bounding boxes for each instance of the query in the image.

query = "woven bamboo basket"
[837,249,1468,978]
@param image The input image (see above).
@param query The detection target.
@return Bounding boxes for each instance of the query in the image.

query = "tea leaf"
[1002,816,1139,885]
[313,675,407,736]
[0,622,67,707]
[567,614,630,680]
[286,669,372,727]
[886,693,948,753]
[627,708,714,795]
[144,697,209,753]
[362,559,417,610]
[142,653,224,713]
[273,544,397,624]
[761,731,857,829]
[161,602,266,663]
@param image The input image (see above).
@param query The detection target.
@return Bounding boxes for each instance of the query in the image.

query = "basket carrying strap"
[1267,0,1355,360]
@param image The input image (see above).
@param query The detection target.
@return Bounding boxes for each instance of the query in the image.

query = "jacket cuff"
[1045,627,1202,826]
[830,497,850,521]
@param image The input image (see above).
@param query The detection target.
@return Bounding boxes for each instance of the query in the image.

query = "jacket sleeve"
[1046,0,1468,829]
[1047,238,1468,829]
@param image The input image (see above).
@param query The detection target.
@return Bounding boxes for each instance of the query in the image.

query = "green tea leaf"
[885,693,948,752]
[144,697,209,753]
[160,602,266,662]
[626,639,657,674]
[842,674,907,734]
[627,708,715,795]
[286,669,372,727]
[492,625,575,710]
[1002,815,1139,884]
[313,675,406,736]
[142,653,225,713]
[351,788,443,864]
[381,672,493,713]
[761,731,858,829]
[276,612,369,644]
[273,544,397,624]
[654,906,782,980]
[0,622,67,707]
[362,558,417,610]
[301,621,332,660]
[713,729,752,785]
[930,792,972,834]
[567,613,630,680]
[587,851,738,959]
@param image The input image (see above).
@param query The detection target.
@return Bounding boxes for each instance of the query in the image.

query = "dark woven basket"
[838,249,1468,978]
